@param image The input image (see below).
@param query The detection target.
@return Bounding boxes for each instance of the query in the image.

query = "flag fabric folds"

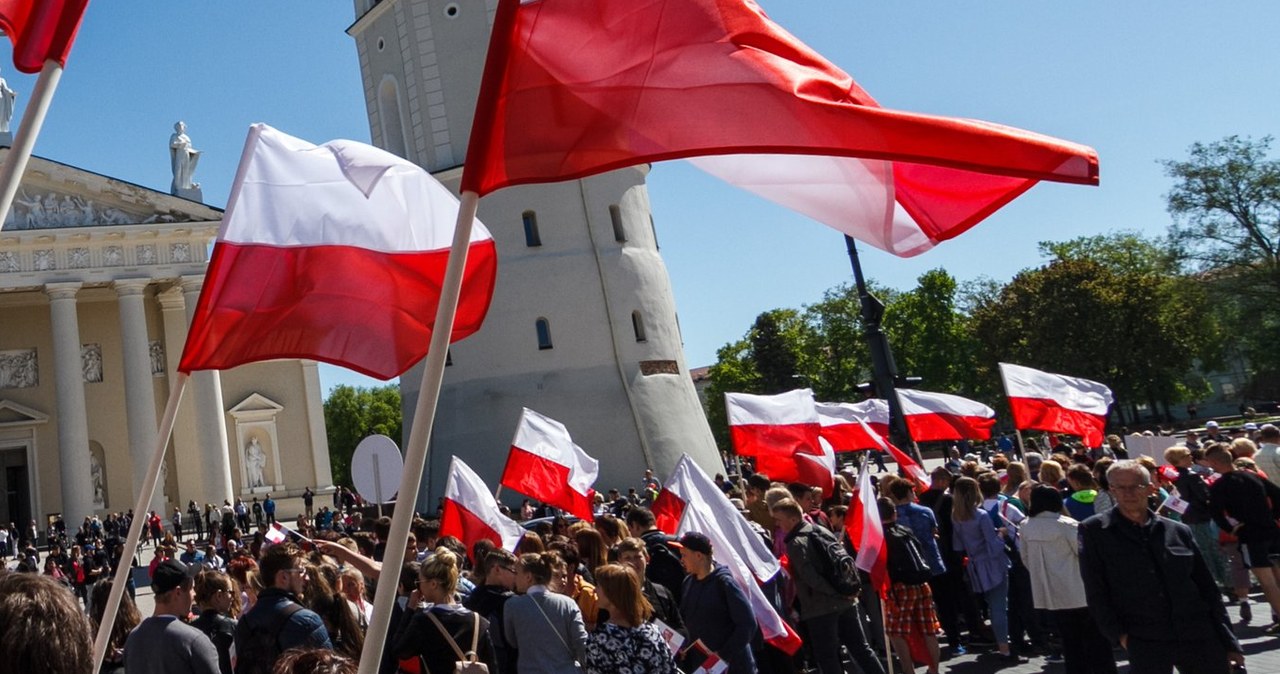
[440,457,524,560]
[897,388,997,442]
[499,408,600,521]
[0,0,89,73]
[462,0,1099,257]
[654,455,803,655]
[860,420,929,490]
[178,124,497,379]
[816,400,891,451]
[264,522,288,545]
[726,390,822,458]
[847,464,888,596]
[999,363,1113,447]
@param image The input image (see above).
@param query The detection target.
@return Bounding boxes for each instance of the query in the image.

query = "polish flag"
[0,0,90,73]
[440,457,524,560]
[499,408,599,521]
[462,0,1098,258]
[653,455,803,655]
[860,420,929,491]
[725,390,822,458]
[754,437,836,495]
[1000,363,1113,447]
[816,400,890,451]
[178,124,497,379]
[264,522,288,545]
[847,464,888,596]
[897,389,997,442]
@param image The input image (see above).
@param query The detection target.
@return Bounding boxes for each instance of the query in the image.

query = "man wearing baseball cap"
[122,559,220,674]
[673,532,758,674]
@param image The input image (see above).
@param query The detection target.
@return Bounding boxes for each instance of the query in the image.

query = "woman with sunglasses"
[394,547,498,673]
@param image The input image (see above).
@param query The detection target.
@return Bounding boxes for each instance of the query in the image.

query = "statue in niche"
[81,344,103,383]
[0,69,15,134]
[245,437,267,489]
[90,452,105,508]
[169,121,201,192]
[0,349,37,388]
[149,341,166,376]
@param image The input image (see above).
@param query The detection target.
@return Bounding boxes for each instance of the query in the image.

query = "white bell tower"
[347,0,724,507]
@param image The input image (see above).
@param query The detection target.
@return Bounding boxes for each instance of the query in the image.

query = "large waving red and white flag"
[0,0,90,73]
[440,457,524,561]
[847,464,888,596]
[499,408,599,521]
[897,389,997,442]
[461,0,1098,257]
[178,124,497,379]
[726,390,821,458]
[860,420,929,491]
[999,363,1113,447]
[652,455,803,655]
[817,400,890,451]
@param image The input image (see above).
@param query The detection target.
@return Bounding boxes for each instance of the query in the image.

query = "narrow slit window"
[610,205,627,242]
[632,311,647,343]
[523,210,542,247]
[649,214,659,250]
[536,318,553,350]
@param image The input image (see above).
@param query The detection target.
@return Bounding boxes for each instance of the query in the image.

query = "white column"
[45,282,94,523]
[181,275,234,505]
[114,278,165,514]
[301,361,335,489]
[158,286,202,509]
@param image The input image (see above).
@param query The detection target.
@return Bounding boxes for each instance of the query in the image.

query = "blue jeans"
[983,576,1010,646]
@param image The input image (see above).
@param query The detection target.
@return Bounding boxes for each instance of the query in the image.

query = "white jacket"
[1019,512,1087,610]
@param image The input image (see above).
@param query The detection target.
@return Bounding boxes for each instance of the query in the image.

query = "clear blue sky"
[17,2,1279,393]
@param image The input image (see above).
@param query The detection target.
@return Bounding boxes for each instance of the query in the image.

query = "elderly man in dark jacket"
[1080,461,1242,674]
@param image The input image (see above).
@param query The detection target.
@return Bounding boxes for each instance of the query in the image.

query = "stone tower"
[347,0,724,508]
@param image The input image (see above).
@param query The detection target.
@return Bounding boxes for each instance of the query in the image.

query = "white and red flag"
[499,408,599,521]
[726,390,821,458]
[440,457,524,561]
[897,389,997,442]
[461,0,1098,257]
[999,363,1113,447]
[178,124,497,379]
[264,522,288,545]
[860,420,929,491]
[847,464,888,597]
[652,455,803,655]
[0,0,89,73]
[816,400,890,451]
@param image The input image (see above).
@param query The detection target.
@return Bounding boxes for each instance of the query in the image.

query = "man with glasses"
[232,542,332,674]
[1080,461,1244,674]
[465,548,520,674]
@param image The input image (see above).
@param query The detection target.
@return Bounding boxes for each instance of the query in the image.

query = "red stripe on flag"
[1008,396,1107,447]
[500,446,594,520]
[440,498,506,564]
[754,453,834,494]
[904,411,995,442]
[179,240,497,379]
[730,423,821,458]
[651,489,685,536]
[0,0,89,73]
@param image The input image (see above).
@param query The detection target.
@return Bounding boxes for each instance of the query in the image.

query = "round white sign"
[351,434,404,504]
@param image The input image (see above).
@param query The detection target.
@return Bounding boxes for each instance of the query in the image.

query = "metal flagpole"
[92,373,189,672]
[843,235,920,464]
[0,60,63,230]
[356,191,480,674]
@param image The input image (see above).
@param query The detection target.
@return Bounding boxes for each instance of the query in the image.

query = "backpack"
[885,523,933,585]
[807,524,861,597]
[234,602,303,674]
[426,611,489,674]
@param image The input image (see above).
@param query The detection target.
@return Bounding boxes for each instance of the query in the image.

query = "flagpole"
[92,373,189,673]
[881,601,896,674]
[357,191,479,674]
[0,60,63,230]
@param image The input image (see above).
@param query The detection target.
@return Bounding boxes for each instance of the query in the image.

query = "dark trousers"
[1125,636,1228,674]
[1007,560,1047,648]
[803,605,885,674]
[934,561,988,645]
[1052,607,1116,674]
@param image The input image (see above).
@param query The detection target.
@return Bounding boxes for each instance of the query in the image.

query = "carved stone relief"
[67,247,90,269]
[171,242,191,263]
[0,250,16,272]
[0,349,37,388]
[33,249,54,271]
[103,245,123,267]
[136,244,156,265]
[82,343,103,383]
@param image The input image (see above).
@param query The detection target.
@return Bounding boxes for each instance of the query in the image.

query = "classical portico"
[0,152,333,529]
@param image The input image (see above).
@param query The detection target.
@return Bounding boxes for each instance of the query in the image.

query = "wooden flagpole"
[881,600,896,674]
[0,60,63,230]
[356,191,479,674]
[92,373,189,672]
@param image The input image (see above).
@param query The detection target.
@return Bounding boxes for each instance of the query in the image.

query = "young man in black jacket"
[1205,442,1280,631]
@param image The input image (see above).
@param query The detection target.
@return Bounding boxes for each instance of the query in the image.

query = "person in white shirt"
[1252,425,1280,484]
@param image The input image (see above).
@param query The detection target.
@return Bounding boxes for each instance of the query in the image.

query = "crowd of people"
[1,424,1277,674]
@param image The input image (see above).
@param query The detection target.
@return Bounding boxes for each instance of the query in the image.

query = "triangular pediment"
[0,399,49,427]
[229,392,285,415]
[0,149,222,231]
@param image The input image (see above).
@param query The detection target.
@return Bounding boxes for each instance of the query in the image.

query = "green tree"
[1163,136,1280,393]
[750,310,803,393]
[324,384,403,487]
[882,269,981,399]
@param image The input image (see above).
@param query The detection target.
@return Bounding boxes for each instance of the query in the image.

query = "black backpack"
[234,603,303,674]
[885,523,934,585]
[807,524,861,596]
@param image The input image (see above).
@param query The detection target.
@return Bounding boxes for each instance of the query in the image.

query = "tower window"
[609,205,626,243]
[523,210,542,247]
[632,311,647,343]
[536,318,553,350]
[650,214,659,250]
